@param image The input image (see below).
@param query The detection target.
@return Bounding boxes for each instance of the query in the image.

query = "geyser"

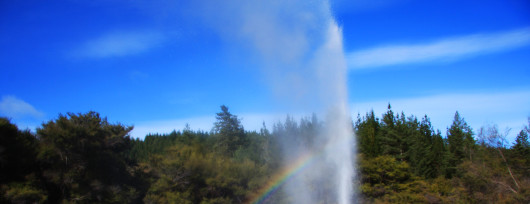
[194,0,357,203]
[270,21,356,204]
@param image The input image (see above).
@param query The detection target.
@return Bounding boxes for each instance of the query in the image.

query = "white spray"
[193,0,357,203]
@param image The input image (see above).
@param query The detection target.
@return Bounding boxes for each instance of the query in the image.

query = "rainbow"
[246,130,354,204]
[245,150,324,204]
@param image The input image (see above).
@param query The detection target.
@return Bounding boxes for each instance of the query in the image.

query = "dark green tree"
[357,110,381,157]
[212,105,246,157]
[423,130,447,178]
[0,118,38,183]
[379,104,402,156]
[513,128,529,155]
[394,112,411,161]
[36,112,141,203]
[446,111,474,177]
[0,118,46,203]
[410,115,434,177]
[402,115,420,165]
[511,120,530,177]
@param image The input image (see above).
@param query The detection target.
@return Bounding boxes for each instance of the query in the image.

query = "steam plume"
[192,0,357,203]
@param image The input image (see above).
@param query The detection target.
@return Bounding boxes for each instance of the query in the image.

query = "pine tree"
[412,116,434,177]
[446,111,474,177]
[357,110,381,157]
[380,104,401,156]
[394,112,410,161]
[513,129,529,154]
[403,115,420,166]
[512,128,529,169]
[212,105,246,157]
[426,130,447,178]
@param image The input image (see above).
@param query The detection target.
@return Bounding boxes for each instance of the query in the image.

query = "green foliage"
[35,111,142,203]
[361,155,412,186]
[360,155,467,203]
[446,111,475,177]
[378,105,402,157]
[355,107,449,179]
[0,118,43,204]
[0,118,38,183]
[356,110,381,157]
[213,105,247,157]
[143,143,271,203]
[3,180,47,203]
[1,106,529,203]
[513,130,529,151]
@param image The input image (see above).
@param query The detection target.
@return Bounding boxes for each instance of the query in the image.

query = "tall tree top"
[382,104,395,127]
[213,105,244,134]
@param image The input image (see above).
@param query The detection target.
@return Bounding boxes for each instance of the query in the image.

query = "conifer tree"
[513,119,530,155]
[357,110,381,157]
[411,116,434,177]
[380,104,401,156]
[425,130,447,178]
[512,121,530,173]
[446,111,474,177]
[212,105,246,157]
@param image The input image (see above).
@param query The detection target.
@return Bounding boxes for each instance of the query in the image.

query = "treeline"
[0,105,529,203]
[356,105,530,203]
[0,112,144,203]
[0,106,283,203]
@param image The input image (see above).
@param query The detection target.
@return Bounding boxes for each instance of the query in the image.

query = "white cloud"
[351,90,530,142]
[74,30,166,59]
[0,95,44,119]
[347,27,530,69]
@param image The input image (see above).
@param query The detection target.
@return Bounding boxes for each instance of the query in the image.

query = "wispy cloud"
[0,95,44,119]
[332,0,405,14]
[351,89,530,141]
[73,30,166,59]
[347,27,530,69]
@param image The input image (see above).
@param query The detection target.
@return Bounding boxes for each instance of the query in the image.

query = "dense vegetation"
[1,105,529,203]
[356,105,529,203]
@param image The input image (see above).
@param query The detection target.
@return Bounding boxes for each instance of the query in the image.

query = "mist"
[189,0,357,203]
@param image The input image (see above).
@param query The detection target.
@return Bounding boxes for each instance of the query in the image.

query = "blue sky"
[1,0,529,142]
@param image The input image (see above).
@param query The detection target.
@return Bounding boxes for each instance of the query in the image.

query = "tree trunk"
[496,147,520,192]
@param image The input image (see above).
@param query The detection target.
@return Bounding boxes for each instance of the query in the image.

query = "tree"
[477,125,521,194]
[424,130,447,178]
[298,114,320,149]
[0,118,38,183]
[0,118,45,203]
[513,119,530,157]
[410,115,434,177]
[446,111,474,177]
[212,105,246,157]
[394,112,410,161]
[514,130,529,149]
[357,110,381,157]
[510,129,530,191]
[37,112,141,203]
[379,105,402,157]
